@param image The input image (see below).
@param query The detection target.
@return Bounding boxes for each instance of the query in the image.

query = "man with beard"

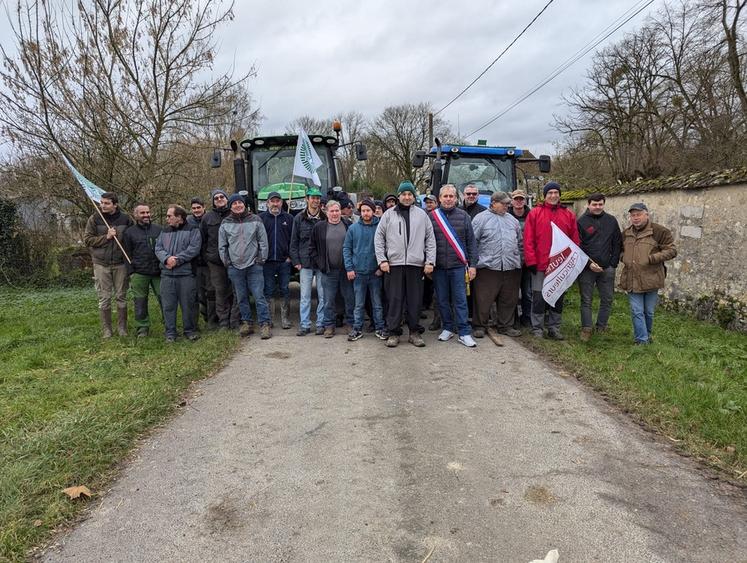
[155,205,202,342]
[187,197,217,330]
[123,203,162,338]
[374,181,436,348]
[260,191,294,330]
[219,194,271,339]
[200,189,239,331]
[290,187,327,336]
[84,192,133,338]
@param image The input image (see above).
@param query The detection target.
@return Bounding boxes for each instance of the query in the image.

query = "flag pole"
[87,194,132,265]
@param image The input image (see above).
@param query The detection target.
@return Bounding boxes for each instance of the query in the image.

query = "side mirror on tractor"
[538,154,551,174]
[355,142,368,161]
[412,151,426,168]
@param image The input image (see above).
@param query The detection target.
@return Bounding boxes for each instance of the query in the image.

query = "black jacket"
[123,222,162,276]
[290,208,326,269]
[430,206,478,269]
[577,210,622,269]
[309,220,350,274]
[463,201,486,219]
[260,210,294,262]
[200,206,230,265]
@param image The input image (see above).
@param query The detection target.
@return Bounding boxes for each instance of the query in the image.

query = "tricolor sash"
[432,208,467,265]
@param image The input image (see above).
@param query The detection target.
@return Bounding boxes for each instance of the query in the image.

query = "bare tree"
[0,0,260,210]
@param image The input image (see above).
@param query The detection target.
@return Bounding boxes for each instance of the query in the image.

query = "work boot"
[280,299,291,329]
[408,333,425,347]
[100,307,113,339]
[428,308,442,331]
[117,306,128,336]
[323,326,335,339]
[472,327,485,338]
[386,334,399,348]
[580,327,592,342]
[239,322,251,337]
[260,323,272,340]
[547,329,565,341]
[501,328,522,337]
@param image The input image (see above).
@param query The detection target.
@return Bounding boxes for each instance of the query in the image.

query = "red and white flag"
[542,222,589,307]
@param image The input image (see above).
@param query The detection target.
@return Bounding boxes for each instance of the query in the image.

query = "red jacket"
[524,202,580,271]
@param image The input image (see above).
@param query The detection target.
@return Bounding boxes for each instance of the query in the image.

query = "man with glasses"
[187,197,216,330]
[461,183,486,220]
[200,189,239,331]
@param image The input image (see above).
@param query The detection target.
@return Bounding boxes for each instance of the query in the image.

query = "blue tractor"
[412,139,551,208]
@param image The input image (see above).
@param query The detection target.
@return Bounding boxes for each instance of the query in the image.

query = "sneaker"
[185,332,200,342]
[500,328,522,337]
[296,327,310,336]
[165,335,176,343]
[374,329,388,340]
[472,328,485,338]
[315,326,325,336]
[408,334,426,347]
[547,329,565,341]
[580,327,592,342]
[260,324,272,340]
[239,322,251,337]
[348,330,363,341]
[458,334,477,348]
[386,335,399,348]
[437,330,455,342]
[323,326,335,339]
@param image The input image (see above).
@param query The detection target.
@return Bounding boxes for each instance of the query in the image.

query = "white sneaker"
[438,329,455,341]
[458,334,477,347]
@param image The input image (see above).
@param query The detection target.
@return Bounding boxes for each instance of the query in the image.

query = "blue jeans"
[353,273,385,331]
[320,269,354,328]
[433,267,471,336]
[263,260,292,300]
[299,267,325,329]
[627,291,658,343]
[227,264,270,325]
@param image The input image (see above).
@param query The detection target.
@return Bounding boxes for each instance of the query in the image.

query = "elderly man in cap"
[524,181,580,339]
[472,191,523,345]
[290,187,327,335]
[509,189,532,327]
[375,180,436,348]
[619,203,676,345]
[260,191,294,329]
[219,193,271,339]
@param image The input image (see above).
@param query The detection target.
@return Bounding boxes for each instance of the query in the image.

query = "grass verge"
[0,287,240,562]
[521,288,747,479]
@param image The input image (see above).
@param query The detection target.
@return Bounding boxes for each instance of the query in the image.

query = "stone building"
[562,169,747,332]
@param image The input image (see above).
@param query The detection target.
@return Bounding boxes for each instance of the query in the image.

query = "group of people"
[84,179,676,347]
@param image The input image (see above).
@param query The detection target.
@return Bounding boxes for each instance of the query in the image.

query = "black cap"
[267,191,282,200]
[628,202,648,212]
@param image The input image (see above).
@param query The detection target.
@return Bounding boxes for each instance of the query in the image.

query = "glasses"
[214,195,226,200]
[464,192,478,197]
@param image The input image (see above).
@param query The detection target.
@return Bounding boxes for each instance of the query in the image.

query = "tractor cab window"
[251,147,332,191]
[446,156,514,196]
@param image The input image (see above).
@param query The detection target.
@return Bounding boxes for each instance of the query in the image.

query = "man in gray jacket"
[374,181,436,348]
[219,194,271,339]
[155,205,202,342]
[471,191,523,345]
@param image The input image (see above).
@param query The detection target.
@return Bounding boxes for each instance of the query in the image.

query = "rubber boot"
[117,305,128,336]
[280,298,291,329]
[100,307,113,338]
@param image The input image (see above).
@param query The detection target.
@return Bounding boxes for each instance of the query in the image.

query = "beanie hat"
[227,193,244,208]
[543,181,562,197]
[398,180,416,195]
[211,188,228,200]
[359,199,376,212]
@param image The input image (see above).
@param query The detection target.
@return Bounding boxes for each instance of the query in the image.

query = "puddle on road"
[524,485,557,505]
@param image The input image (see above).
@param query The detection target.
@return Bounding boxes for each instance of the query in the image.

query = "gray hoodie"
[218,212,269,269]
[472,209,523,271]
[374,204,436,267]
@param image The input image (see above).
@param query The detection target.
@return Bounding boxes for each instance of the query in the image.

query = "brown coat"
[619,221,677,293]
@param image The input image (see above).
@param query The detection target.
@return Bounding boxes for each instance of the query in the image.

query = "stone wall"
[569,184,747,330]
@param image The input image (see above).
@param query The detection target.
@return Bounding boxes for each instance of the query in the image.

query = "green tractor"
[213,122,367,213]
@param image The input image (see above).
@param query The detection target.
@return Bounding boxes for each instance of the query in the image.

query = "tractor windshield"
[251,146,333,193]
[446,155,514,195]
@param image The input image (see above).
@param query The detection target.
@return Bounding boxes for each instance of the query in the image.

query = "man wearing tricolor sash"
[429,184,479,348]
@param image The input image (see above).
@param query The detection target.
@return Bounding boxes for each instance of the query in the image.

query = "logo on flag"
[62,155,106,203]
[293,128,324,187]
[542,222,589,307]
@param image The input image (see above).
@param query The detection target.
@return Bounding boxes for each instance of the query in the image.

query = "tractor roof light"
[312,136,323,143]
[326,138,336,144]
[450,147,459,153]
[254,139,265,146]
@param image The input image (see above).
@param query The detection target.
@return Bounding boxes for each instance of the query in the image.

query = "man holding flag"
[524,181,582,340]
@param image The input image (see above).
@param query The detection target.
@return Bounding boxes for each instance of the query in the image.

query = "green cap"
[397,180,416,195]
[306,187,323,197]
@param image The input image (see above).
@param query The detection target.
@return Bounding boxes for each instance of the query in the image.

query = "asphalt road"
[43,314,747,562]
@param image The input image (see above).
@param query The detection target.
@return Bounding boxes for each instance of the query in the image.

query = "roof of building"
[562,167,747,201]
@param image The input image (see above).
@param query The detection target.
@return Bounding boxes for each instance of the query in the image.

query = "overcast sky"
[1,0,662,156]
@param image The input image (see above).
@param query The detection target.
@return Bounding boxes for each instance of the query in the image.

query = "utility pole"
[428,112,434,148]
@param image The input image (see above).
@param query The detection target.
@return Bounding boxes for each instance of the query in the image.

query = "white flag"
[62,155,106,203]
[542,222,589,307]
[292,128,324,186]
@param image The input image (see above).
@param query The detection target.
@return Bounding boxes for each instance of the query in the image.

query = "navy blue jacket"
[429,206,478,269]
[260,210,294,262]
